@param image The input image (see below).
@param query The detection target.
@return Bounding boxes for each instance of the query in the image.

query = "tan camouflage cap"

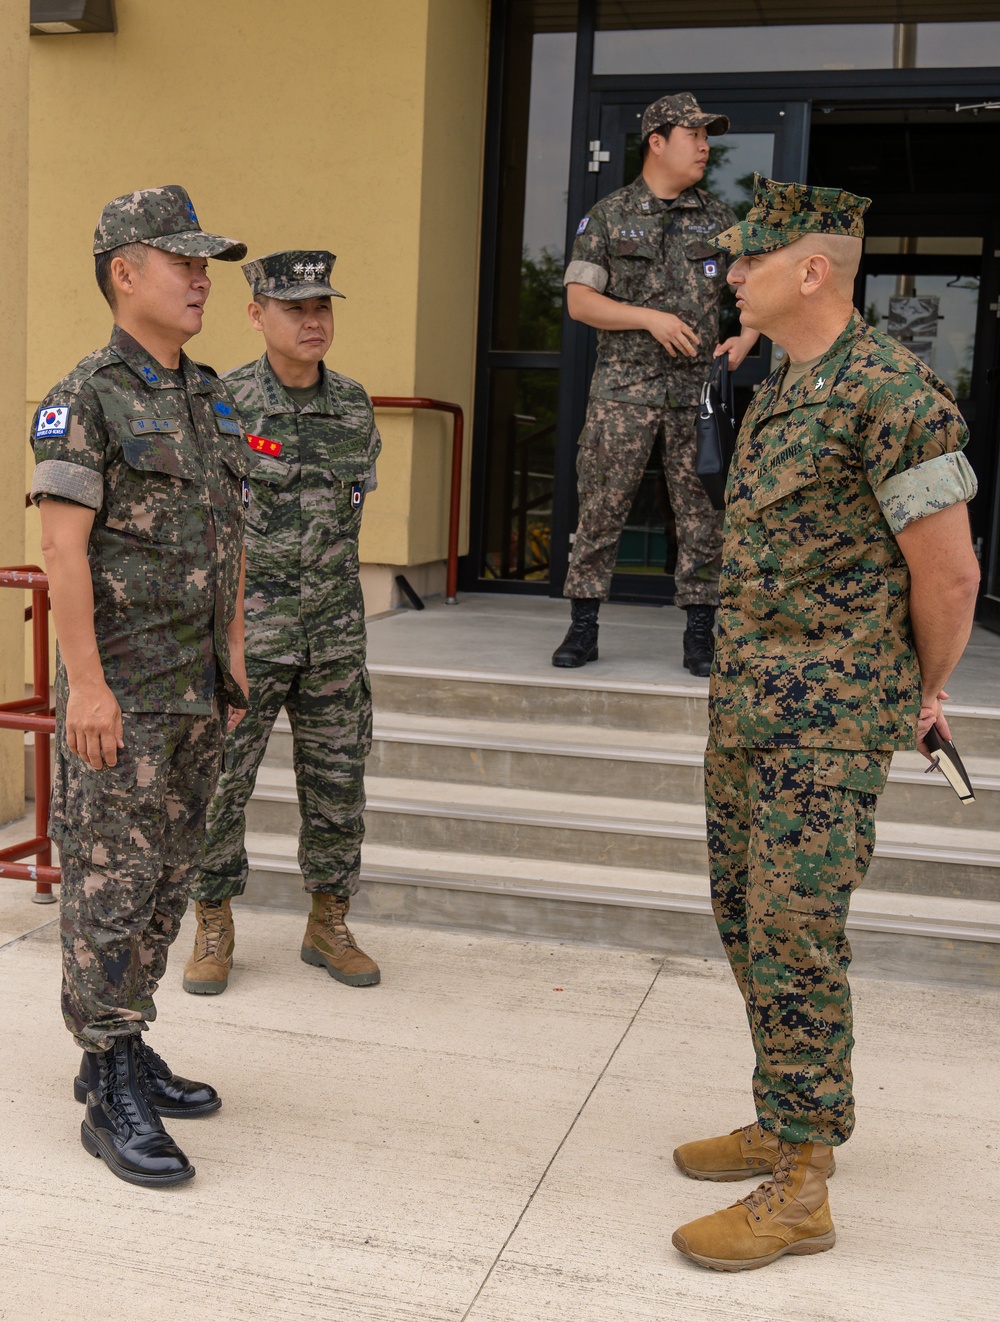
[641,92,729,140]
[93,185,246,260]
[241,250,345,301]
[714,173,871,256]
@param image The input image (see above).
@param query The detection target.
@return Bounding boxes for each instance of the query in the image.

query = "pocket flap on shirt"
[749,446,819,512]
[120,435,197,481]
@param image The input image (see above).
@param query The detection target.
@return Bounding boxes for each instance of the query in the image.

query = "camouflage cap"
[714,173,872,256]
[241,250,345,301]
[641,92,729,140]
[93,185,246,260]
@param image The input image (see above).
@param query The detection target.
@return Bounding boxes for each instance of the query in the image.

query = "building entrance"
[468,6,1000,630]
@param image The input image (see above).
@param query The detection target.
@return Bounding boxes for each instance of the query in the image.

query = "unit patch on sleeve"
[247,434,283,457]
[36,406,70,439]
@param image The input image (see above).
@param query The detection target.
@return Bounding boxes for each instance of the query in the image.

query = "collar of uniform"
[109,326,189,390]
[761,310,866,419]
[630,175,702,214]
[254,353,343,417]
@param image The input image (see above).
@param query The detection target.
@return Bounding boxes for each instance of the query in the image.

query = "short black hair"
[94,242,147,310]
[641,123,674,163]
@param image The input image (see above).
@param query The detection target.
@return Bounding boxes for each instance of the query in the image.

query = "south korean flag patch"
[576,216,590,235]
[703,259,718,278]
[36,406,70,439]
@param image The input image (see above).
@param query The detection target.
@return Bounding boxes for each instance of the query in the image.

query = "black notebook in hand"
[924,722,976,804]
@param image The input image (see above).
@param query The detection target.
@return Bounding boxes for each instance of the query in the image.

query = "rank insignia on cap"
[247,434,283,457]
[36,406,70,438]
[576,216,589,235]
[703,259,718,277]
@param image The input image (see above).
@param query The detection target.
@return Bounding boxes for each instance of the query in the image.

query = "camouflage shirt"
[30,326,249,713]
[710,312,977,752]
[564,175,736,406]
[226,353,381,666]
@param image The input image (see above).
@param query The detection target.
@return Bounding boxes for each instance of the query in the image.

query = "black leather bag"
[695,354,737,511]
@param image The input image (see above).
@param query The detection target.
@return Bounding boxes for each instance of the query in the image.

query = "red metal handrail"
[0,565,58,901]
[370,396,464,604]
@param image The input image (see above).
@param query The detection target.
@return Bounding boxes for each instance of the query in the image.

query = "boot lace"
[318,900,359,951]
[103,1044,151,1132]
[685,609,715,649]
[199,901,229,956]
[739,1141,800,1221]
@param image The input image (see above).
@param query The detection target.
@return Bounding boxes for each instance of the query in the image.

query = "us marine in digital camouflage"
[31,185,250,1188]
[669,175,981,1271]
[182,249,383,996]
[553,92,759,676]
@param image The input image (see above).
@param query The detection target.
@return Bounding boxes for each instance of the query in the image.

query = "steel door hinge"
[588,140,610,173]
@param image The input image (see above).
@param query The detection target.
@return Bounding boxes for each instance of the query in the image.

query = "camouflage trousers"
[704,746,890,1147]
[53,705,224,1051]
[194,654,372,903]
[563,398,723,608]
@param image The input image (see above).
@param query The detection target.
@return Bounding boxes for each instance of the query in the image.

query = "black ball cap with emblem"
[241,250,346,301]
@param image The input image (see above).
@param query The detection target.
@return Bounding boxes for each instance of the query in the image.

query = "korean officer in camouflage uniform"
[31,186,250,1187]
[670,176,980,1271]
[553,93,759,675]
[182,250,382,996]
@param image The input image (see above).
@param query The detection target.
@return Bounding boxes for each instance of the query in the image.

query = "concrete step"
[261,712,1000,830]
[369,666,710,735]
[239,834,1000,987]
[368,664,1000,757]
[246,769,1000,902]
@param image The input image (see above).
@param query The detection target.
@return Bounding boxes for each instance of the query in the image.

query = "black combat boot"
[79,1035,195,1187]
[682,604,717,677]
[75,1037,221,1118]
[552,599,600,668]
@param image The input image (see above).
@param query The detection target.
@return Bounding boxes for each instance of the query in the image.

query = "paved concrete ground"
[1,878,997,1322]
[367,592,1000,707]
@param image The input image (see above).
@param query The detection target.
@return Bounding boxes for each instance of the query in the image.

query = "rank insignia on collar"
[816,377,826,390]
[247,434,283,457]
[140,366,159,383]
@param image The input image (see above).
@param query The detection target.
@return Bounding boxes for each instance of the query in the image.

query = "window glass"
[593,25,896,74]
[491,17,577,351]
[481,369,559,582]
[863,272,980,399]
[917,22,1000,67]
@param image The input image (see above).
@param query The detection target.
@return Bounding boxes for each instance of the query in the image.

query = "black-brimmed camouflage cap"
[714,173,872,256]
[93,185,246,260]
[641,92,729,140]
[241,250,346,301]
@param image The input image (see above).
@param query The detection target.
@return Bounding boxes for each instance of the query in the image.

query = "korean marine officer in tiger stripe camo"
[669,175,980,1272]
[183,249,383,996]
[31,185,250,1188]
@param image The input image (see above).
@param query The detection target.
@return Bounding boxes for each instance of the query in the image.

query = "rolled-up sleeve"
[29,395,105,510]
[876,450,978,533]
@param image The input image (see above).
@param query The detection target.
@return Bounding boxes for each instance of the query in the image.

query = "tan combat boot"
[672,1140,836,1272]
[673,1122,836,1182]
[181,899,235,995]
[300,894,380,987]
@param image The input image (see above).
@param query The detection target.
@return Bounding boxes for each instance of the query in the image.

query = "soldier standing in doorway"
[553,92,759,675]
[671,176,980,1270]
[182,250,382,996]
[32,186,249,1186]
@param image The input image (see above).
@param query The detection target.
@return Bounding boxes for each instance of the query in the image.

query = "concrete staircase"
[240,665,1000,986]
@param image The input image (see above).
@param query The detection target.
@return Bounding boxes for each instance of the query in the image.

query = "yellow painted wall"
[0,0,29,824]
[25,0,489,581]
